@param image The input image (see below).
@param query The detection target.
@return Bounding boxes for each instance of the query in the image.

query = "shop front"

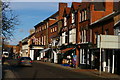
[60,47,76,67]
[78,42,93,69]
[29,45,44,60]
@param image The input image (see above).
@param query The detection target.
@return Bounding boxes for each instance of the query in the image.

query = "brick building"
[17,1,120,74]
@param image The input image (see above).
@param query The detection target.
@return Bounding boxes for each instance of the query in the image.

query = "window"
[94,32,98,44]
[81,30,84,42]
[47,22,48,28]
[35,38,38,45]
[53,28,54,32]
[105,29,109,35]
[118,27,120,35]
[84,10,87,20]
[44,36,46,45]
[51,29,52,33]
[72,28,76,43]
[62,32,65,44]
[84,30,86,42]
[55,27,57,31]
[90,29,92,42]
[65,32,68,43]
[42,26,44,30]
[69,30,72,43]
[40,27,41,31]
[39,37,41,45]
[64,17,67,26]
[80,12,81,22]
[82,11,84,21]
[72,13,75,23]
[42,36,44,45]
[44,25,46,30]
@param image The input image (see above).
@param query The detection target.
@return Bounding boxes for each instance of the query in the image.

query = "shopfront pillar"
[76,47,79,68]
[112,49,115,74]
[102,49,106,72]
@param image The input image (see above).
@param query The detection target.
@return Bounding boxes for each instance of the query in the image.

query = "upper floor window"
[84,10,87,20]
[72,13,75,23]
[79,12,81,22]
[53,28,54,32]
[94,32,98,44]
[65,32,68,43]
[64,17,67,26]
[47,22,48,28]
[55,27,57,32]
[44,25,46,30]
[42,26,44,30]
[40,27,41,31]
[82,11,84,21]
[51,28,52,33]
[105,29,109,35]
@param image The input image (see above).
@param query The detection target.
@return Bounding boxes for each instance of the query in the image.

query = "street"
[2,59,99,79]
[2,59,120,80]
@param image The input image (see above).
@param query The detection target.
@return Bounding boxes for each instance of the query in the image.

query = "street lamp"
[2,37,5,52]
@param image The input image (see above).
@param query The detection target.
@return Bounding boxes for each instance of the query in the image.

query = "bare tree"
[2,2,19,40]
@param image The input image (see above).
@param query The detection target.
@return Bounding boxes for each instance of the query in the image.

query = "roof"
[90,11,120,26]
[34,11,58,28]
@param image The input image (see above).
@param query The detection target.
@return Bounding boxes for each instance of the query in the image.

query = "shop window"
[118,27,120,35]
[65,32,68,43]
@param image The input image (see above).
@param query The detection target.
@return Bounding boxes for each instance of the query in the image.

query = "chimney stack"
[58,3,67,20]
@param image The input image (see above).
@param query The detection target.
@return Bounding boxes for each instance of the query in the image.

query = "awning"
[39,48,50,53]
[60,48,74,53]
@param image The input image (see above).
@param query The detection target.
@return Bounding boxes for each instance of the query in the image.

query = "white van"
[3,51,9,58]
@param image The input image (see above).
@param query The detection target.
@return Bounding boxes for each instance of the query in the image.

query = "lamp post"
[2,37,5,53]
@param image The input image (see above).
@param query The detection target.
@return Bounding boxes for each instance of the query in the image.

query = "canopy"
[60,48,74,53]
[39,48,50,53]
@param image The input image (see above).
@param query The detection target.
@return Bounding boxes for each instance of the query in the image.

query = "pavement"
[35,61,120,79]
[2,61,16,79]
[2,60,120,79]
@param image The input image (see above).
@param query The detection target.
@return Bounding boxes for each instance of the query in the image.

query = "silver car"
[18,57,33,66]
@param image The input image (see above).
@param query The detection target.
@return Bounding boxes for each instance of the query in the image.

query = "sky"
[8,2,72,45]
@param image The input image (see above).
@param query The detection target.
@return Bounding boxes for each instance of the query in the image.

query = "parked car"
[18,57,33,66]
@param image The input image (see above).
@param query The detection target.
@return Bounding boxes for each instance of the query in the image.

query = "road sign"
[97,35,120,49]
